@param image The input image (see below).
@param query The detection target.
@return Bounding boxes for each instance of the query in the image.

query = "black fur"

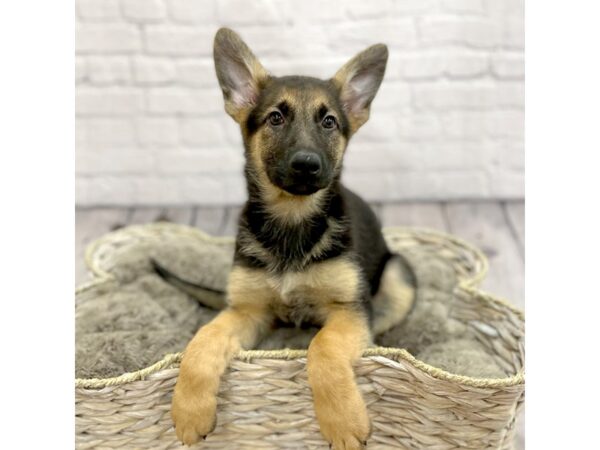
[236,174,392,313]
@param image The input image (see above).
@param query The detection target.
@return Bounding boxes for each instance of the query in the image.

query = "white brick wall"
[75,0,524,206]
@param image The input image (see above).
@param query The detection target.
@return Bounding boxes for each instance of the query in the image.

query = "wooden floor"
[75,200,525,448]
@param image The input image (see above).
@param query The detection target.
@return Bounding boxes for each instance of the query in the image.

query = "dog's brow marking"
[276,101,289,115]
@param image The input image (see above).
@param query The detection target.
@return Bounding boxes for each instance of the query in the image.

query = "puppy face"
[213,28,388,197]
[244,76,349,195]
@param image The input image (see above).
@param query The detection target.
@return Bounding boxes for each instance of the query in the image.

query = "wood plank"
[444,202,524,308]
[128,207,194,226]
[369,202,383,222]
[380,202,448,232]
[219,205,243,236]
[504,201,525,259]
[193,206,227,236]
[75,208,128,286]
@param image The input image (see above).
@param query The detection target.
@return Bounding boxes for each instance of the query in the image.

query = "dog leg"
[171,304,272,445]
[307,307,371,450]
[371,255,416,335]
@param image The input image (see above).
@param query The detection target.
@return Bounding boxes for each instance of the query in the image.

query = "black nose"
[289,151,322,176]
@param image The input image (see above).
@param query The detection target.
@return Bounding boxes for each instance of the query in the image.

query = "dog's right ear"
[213,28,270,123]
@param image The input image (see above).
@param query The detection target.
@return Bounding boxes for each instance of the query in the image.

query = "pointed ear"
[332,44,388,133]
[213,28,270,122]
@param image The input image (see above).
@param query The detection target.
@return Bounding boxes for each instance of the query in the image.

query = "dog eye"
[268,111,284,126]
[322,115,337,129]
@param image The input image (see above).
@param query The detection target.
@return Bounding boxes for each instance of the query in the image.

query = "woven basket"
[75,223,524,450]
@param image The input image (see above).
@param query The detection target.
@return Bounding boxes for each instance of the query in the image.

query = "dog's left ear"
[214,28,270,122]
[332,44,388,133]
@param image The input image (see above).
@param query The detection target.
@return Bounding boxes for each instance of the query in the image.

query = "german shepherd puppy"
[169,28,415,449]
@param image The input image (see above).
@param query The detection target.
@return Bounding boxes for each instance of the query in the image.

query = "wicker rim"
[75,222,524,390]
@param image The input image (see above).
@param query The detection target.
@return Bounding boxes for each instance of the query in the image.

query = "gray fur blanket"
[76,224,507,380]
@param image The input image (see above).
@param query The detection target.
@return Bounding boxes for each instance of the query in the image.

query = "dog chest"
[265,257,362,325]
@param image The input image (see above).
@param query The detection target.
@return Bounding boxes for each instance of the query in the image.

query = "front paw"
[314,388,371,450]
[171,383,217,446]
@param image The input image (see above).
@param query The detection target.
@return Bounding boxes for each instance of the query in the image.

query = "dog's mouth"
[282,183,322,196]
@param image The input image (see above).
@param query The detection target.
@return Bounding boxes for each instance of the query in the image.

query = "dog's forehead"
[261,76,339,110]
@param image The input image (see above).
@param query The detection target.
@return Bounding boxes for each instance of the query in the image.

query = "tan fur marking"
[267,256,361,326]
[227,264,278,308]
[371,257,415,335]
[171,266,274,446]
[270,257,360,304]
[264,188,326,223]
[307,308,372,449]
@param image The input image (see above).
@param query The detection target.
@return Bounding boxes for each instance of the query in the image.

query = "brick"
[76,120,87,146]
[284,0,343,23]
[413,83,523,111]
[76,0,120,21]
[87,56,132,84]
[385,170,490,199]
[77,175,230,205]
[136,117,179,146]
[484,0,524,17]
[393,0,438,15]
[344,145,405,171]
[145,26,212,55]
[76,148,155,174]
[216,0,283,26]
[397,54,444,80]
[503,16,524,49]
[434,171,489,198]
[419,18,502,49]
[487,141,524,170]
[231,26,332,59]
[488,170,524,198]
[345,0,395,19]
[352,114,398,144]
[386,171,443,199]
[180,118,226,146]
[83,118,137,147]
[491,54,524,79]
[444,54,489,78]
[485,110,524,138]
[179,176,230,204]
[74,2,525,206]
[76,88,143,115]
[146,87,223,114]
[495,83,524,109]
[175,59,217,87]
[122,0,166,22]
[76,24,142,53]
[343,171,395,202]
[396,114,442,140]
[440,0,485,14]
[223,175,247,205]
[222,118,243,146]
[372,82,412,111]
[441,111,485,139]
[331,20,417,51]
[440,106,523,142]
[133,57,176,84]
[75,57,87,83]
[265,57,346,79]
[166,0,216,24]
[417,142,489,169]
[155,148,244,174]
